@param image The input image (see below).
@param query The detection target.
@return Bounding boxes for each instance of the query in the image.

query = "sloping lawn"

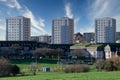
[1,59,120,80]
[1,71,120,80]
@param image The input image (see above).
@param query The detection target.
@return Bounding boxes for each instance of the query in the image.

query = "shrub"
[104,60,117,71]
[64,64,90,73]
[0,59,11,77]
[103,57,120,71]
[110,57,120,70]
[30,63,38,75]
[11,65,20,76]
[95,57,120,72]
[94,59,105,71]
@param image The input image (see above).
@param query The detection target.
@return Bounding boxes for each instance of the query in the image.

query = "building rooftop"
[95,17,116,20]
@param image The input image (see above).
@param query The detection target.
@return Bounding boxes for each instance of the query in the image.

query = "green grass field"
[1,72,120,80]
[0,59,120,80]
[10,59,61,72]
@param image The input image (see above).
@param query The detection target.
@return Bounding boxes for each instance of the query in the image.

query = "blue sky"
[0,0,120,40]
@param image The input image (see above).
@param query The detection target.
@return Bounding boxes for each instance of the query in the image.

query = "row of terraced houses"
[0,16,119,60]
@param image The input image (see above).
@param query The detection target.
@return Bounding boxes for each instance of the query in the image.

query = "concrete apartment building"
[83,32,95,43]
[116,32,120,39]
[6,16,30,41]
[31,35,51,43]
[52,17,74,44]
[116,32,120,43]
[95,17,116,43]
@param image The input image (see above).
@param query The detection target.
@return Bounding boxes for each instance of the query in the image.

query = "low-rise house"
[70,43,120,59]
[0,41,72,59]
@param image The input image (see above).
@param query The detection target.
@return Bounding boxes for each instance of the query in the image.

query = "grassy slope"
[1,72,120,80]
[10,59,59,72]
[1,59,120,80]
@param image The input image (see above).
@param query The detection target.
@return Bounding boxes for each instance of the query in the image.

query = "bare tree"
[30,63,38,75]
[56,48,64,61]
[34,48,49,58]
[71,49,84,58]
[34,48,64,60]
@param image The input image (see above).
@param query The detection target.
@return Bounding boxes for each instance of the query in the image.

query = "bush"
[95,57,120,72]
[11,65,20,76]
[110,57,120,70]
[0,59,11,77]
[64,64,90,73]
[104,59,117,71]
[94,59,105,71]
[30,63,38,75]
[0,59,21,77]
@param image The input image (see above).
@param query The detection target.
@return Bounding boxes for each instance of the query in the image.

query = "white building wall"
[31,35,50,43]
[52,17,74,44]
[6,16,30,41]
[86,47,104,59]
[104,45,116,59]
[95,17,116,43]
[70,46,104,59]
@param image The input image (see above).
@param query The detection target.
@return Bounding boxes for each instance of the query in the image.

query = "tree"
[0,59,11,77]
[71,49,84,58]
[0,59,21,77]
[111,57,120,70]
[95,59,105,71]
[34,48,48,58]
[45,48,55,59]
[104,60,117,71]
[30,63,38,75]
[11,65,20,76]
[55,48,64,63]
[110,52,120,70]
[103,53,120,71]
[47,48,64,59]
[34,48,64,60]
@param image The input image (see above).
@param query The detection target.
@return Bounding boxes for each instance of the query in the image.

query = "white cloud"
[0,25,5,40]
[0,34,5,40]
[7,0,22,9]
[31,27,41,36]
[113,15,120,32]
[65,2,80,33]
[21,7,48,35]
[83,0,120,33]
[75,17,80,25]
[75,17,79,22]
[0,25,5,30]
[74,17,80,32]
[65,3,73,18]
[89,0,120,32]
[95,1,109,18]
[0,19,6,31]
[88,0,110,19]
[0,0,48,35]
[0,0,22,9]
[89,0,120,18]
